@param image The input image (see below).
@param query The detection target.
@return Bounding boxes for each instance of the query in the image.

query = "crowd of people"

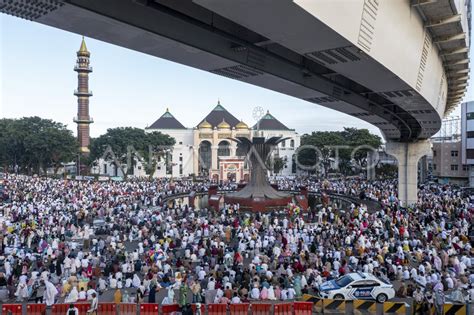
[0,173,472,315]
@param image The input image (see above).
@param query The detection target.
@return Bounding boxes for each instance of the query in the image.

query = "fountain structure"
[224,136,292,212]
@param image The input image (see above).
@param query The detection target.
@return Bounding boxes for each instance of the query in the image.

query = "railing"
[73,65,93,72]
[161,188,382,212]
[74,89,93,96]
[73,116,94,123]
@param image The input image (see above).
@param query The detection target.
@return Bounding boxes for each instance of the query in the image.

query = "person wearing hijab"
[43,278,58,306]
[132,274,141,288]
[267,285,276,300]
[114,288,122,304]
[65,286,79,303]
[148,284,157,303]
[14,275,28,302]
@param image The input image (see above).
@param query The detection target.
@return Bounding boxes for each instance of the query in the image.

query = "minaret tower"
[73,36,93,154]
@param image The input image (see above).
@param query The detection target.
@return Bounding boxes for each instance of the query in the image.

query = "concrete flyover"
[1,0,471,205]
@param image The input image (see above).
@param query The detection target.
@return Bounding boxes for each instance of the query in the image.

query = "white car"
[318,272,395,303]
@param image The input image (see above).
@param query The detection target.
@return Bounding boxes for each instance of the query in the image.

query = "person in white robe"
[15,275,28,301]
[132,274,141,288]
[268,286,276,300]
[43,279,58,306]
[65,286,79,303]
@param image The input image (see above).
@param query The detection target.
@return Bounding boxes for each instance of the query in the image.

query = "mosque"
[145,101,300,181]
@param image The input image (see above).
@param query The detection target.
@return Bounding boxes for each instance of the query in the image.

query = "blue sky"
[0,13,471,138]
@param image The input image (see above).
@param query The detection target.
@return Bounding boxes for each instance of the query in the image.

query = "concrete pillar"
[212,129,218,171]
[419,155,428,183]
[193,147,199,175]
[468,166,474,188]
[386,140,431,207]
[211,146,218,170]
[366,151,377,181]
[230,144,237,156]
[193,129,200,175]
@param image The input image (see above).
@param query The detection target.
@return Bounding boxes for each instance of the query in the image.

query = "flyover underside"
[0,0,448,141]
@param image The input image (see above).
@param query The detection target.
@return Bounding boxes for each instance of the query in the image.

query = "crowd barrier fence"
[1,300,470,315]
[1,304,22,315]
[25,304,46,315]
[118,303,137,315]
[273,303,292,315]
[229,303,249,315]
[292,302,312,315]
[98,302,117,315]
[250,303,272,315]
[140,303,160,315]
[51,303,89,315]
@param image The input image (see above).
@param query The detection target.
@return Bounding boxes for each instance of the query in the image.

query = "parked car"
[318,272,395,303]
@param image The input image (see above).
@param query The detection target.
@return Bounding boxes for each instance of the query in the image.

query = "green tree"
[341,127,382,171]
[272,156,286,175]
[0,117,77,174]
[299,131,345,175]
[298,128,381,176]
[90,127,175,177]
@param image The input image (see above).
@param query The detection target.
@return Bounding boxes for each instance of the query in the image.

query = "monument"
[224,136,292,212]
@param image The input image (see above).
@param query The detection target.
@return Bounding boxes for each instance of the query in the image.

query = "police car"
[317,272,395,303]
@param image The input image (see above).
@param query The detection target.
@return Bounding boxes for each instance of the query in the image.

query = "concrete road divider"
[443,304,467,315]
[300,294,323,313]
[353,300,377,315]
[323,298,346,315]
[383,301,406,314]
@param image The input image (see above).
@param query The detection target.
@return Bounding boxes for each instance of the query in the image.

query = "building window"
[179,164,183,175]
[290,139,295,148]
[467,149,474,159]
[179,141,183,144]
[218,141,230,156]
[463,165,469,171]
[236,142,246,156]
[179,156,183,162]
[467,131,474,138]
[451,164,458,171]
[199,141,212,172]
[103,164,107,174]
[433,150,436,157]
[433,164,436,170]
[281,141,286,148]
[467,112,474,120]
[451,150,458,157]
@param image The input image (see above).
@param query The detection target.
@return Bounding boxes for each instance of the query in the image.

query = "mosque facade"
[146,101,300,181]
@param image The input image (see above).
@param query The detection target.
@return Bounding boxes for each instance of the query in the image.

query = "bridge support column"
[386,140,431,207]
[419,156,428,183]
